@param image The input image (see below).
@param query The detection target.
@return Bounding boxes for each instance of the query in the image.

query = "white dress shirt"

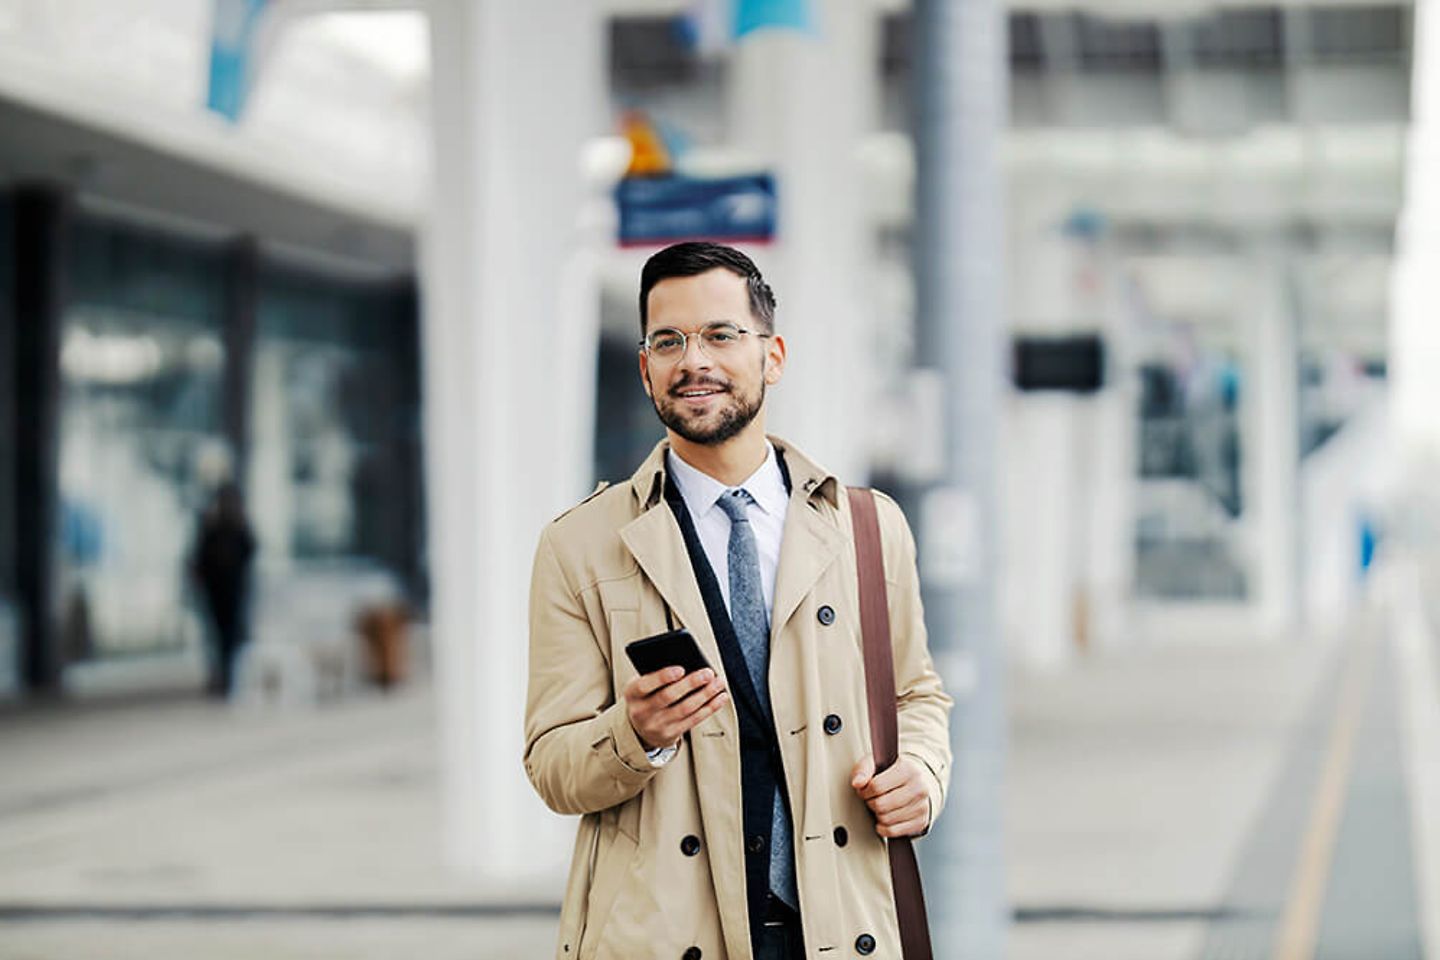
[644,443,790,766]
[666,442,789,622]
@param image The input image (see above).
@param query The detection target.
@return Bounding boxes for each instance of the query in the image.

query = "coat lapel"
[618,436,846,671]
[770,440,847,637]
[619,503,725,669]
[771,492,846,637]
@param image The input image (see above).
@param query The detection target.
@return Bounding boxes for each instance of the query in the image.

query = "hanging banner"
[207,0,271,122]
[616,174,777,247]
[733,0,814,39]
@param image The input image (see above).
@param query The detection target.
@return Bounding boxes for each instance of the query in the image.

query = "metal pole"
[912,0,1009,956]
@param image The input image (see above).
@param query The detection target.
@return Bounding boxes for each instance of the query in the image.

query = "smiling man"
[524,242,952,960]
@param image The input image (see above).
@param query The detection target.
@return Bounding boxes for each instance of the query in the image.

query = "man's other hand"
[850,754,931,838]
[624,667,729,751]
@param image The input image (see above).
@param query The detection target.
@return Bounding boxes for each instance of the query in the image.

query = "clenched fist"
[851,754,931,839]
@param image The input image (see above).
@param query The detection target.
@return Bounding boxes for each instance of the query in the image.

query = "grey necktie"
[715,488,798,908]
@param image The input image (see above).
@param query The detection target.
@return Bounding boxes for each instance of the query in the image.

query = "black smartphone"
[624,627,711,677]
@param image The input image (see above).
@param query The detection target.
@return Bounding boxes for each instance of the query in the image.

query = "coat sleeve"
[523,526,658,816]
[875,493,954,827]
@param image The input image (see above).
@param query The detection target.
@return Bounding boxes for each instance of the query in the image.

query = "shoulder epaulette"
[551,480,612,522]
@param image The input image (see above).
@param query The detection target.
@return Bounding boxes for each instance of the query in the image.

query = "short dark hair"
[638,241,777,335]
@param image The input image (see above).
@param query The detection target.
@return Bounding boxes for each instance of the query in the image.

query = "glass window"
[1134,352,1249,601]
[249,265,420,587]
[58,216,228,658]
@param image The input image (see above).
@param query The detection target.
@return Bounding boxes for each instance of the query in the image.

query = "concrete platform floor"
[0,599,1434,959]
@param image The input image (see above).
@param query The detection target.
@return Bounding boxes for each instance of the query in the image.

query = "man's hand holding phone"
[623,666,729,750]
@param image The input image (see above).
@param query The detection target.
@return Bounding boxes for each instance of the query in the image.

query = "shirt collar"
[666,442,788,519]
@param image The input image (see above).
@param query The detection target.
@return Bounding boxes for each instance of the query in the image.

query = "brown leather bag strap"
[848,487,935,960]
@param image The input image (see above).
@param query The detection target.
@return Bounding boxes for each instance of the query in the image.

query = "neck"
[669,420,769,487]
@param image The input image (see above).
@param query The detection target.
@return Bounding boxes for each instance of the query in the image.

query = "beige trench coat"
[524,437,953,960]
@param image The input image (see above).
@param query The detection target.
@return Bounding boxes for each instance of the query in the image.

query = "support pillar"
[1004,192,1082,670]
[424,0,605,887]
[1246,253,1300,638]
[913,0,1009,955]
[221,237,259,488]
[1392,0,1440,452]
[11,185,68,693]
[725,1,878,483]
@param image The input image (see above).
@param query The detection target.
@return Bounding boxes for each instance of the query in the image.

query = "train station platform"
[0,564,1435,960]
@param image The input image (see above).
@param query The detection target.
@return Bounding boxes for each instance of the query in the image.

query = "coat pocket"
[577,815,641,960]
[555,814,601,959]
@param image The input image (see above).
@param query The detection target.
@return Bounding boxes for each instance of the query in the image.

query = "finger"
[658,688,730,743]
[676,687,730,731]
[627,666,685,699]
[667,676,727,719]
[868,781,926,817]
[867,759,917,795]
[874,795,929,825]
[654,668,717,708]
[850,754,875,790]
[876,813,929,839]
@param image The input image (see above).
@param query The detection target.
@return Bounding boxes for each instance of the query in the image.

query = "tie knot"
[716,487,755,522]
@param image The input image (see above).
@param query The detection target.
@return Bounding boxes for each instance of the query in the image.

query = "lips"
[671,380,729,403]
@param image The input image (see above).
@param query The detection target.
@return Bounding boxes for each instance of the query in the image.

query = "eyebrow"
[652,318,744,330]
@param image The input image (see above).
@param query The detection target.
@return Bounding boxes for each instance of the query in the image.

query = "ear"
[763,334,786,385]
[638,348,653,398]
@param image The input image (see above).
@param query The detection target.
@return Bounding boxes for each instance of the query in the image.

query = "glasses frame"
[638,322,772,364]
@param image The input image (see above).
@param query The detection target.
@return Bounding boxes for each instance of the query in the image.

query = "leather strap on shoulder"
[848,487,934,960]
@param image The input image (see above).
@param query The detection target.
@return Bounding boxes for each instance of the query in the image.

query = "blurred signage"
[681,0,814,49]
[616,174,777,247]
[734,0,814,39]
[207,0,270,122]
[1013,333,1106,393]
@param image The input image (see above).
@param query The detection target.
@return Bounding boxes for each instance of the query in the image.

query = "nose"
[675,331,713,374]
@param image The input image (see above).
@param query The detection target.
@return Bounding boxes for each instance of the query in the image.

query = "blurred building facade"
[0,0,1417,903]
[0,5,427,699]
[414,0,1413,889]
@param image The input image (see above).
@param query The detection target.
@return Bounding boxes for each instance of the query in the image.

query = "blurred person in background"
[190,483,256,699]
[525,242,952,960]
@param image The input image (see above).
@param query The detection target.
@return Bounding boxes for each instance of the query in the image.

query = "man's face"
[639,268,786,446]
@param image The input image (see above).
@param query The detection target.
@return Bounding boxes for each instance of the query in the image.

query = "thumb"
[850,754,875,789]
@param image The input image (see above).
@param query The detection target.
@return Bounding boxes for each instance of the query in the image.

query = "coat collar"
[627,435,841,512]
[622,435,846,638]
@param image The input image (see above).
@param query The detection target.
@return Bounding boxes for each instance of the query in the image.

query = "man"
[525,242,952,960]
[190,482,256,698]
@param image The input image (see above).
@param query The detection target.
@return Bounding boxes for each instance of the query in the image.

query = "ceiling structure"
[0,0,1414,355]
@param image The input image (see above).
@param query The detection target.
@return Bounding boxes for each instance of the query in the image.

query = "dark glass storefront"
[58,218,230,660]
[1,191,423,697]
[0,195,17,696]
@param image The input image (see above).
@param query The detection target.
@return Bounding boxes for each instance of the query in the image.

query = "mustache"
[668,376,730,397]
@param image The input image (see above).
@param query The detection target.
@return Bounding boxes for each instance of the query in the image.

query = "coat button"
[817,604,836,625]
[683,948,702,960]
[680,835,701,857]
[833,826,848,847]
[823,713,843,735]
[856,933,876,955]
[747,834,766,854]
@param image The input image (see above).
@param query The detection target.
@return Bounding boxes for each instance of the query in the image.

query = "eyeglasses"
[639,322,771,364]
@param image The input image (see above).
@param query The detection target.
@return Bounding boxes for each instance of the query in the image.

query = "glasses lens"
[701,324,743,350]
[647,330,686,358]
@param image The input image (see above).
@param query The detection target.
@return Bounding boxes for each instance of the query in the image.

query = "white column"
[1245,253,1300,639]
[725,2,878,484]
[422,0,604,889]
[1002,190,1083,670]
[1081,230,1136,652]
[1392,0,1440,453]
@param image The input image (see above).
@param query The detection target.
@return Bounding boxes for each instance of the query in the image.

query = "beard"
[648,367,766,447]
